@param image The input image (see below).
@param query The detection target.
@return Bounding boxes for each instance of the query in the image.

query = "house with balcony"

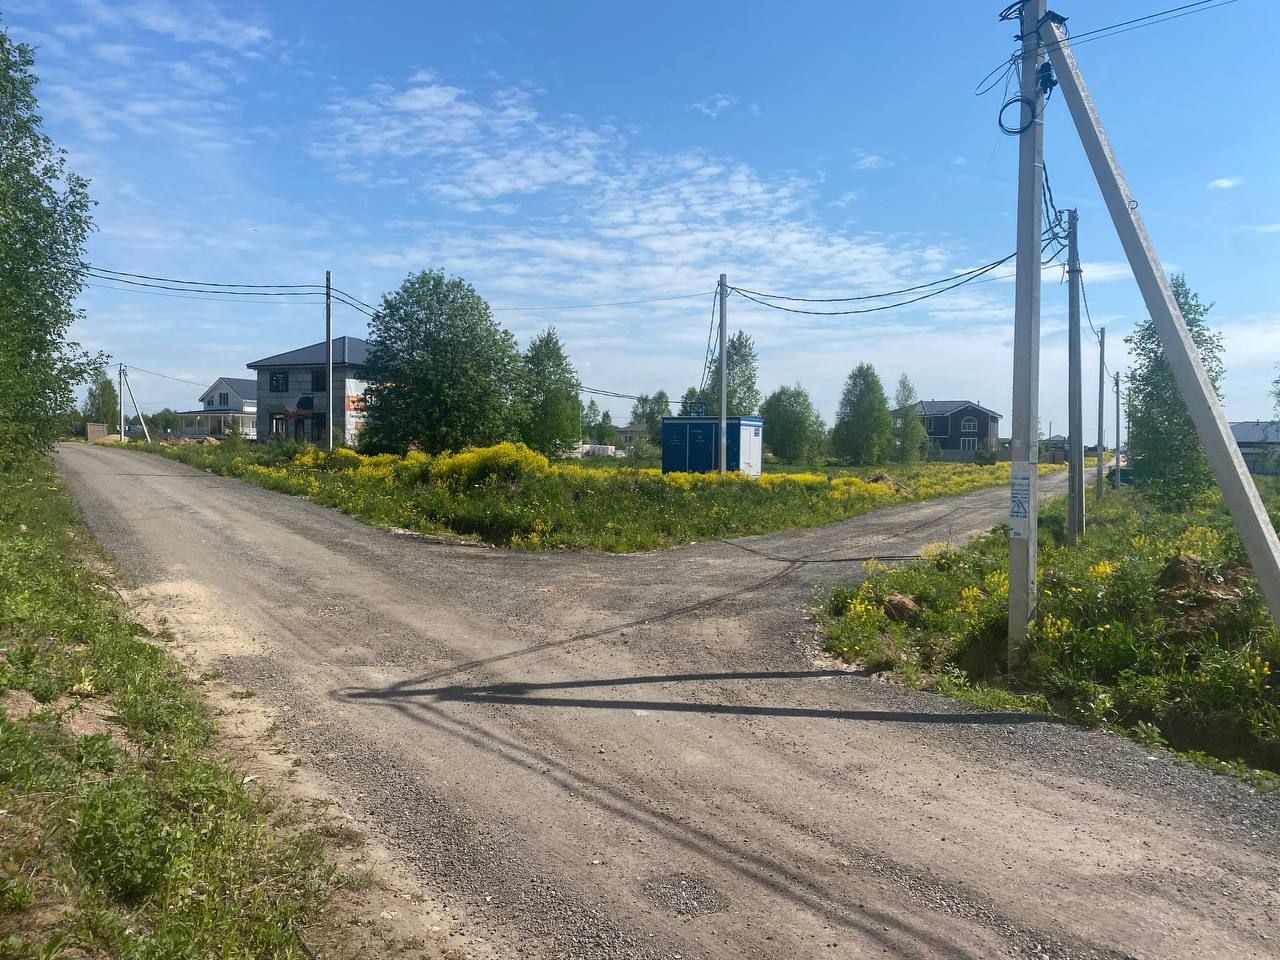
[176,377,257,439]
[247,336,369,445]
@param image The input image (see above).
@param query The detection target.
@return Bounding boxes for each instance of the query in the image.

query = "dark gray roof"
[1231,421,1280,444]
[224,377,256,396]
[247,336,368,369]
[900,400,1002,419]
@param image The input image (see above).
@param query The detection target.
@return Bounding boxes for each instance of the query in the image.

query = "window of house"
[269,371,289,392]
[925,417,935,434]
[961,416,978,433]
[961,437,978,451]
[270,414,286,437]
[311,369,326,392]
[312,413,327,443]
[218,391,229,407]
[893,417,903,428]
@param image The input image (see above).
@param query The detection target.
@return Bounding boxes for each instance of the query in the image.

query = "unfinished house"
[247,336,369,445]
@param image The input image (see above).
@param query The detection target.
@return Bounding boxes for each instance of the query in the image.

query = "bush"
[429,442,549,488]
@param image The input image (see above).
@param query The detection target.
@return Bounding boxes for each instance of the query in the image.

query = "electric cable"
[730,253,1023,304]
[1041,0,1241,51]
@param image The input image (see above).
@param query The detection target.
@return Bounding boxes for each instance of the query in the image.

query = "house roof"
[200,376,256,401]
[247,336,368,369]
[1231,421,1280,444]
[902,400,1002,419]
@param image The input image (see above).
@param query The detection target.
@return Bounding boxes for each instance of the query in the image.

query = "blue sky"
[9,0,1279,440]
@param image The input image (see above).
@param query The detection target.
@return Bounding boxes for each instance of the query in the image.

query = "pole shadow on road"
[335,669,1043,726]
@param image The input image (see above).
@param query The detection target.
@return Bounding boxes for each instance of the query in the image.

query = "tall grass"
[134,441,1062,552]
[0,460,335,957]
[826,484,1280,773]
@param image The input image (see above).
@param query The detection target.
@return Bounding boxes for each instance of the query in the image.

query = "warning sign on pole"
[1009,463,1032,540]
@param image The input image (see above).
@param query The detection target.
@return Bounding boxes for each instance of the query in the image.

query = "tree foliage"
[704,331,761,417]
[892,373,928,464]
[360,270,526,454]
[832,363,893,465]
[581,398,600,437]
[82,374,119,430]
[678,386,702,416]
[759,384,826,463]
[517,327,581,456]
[1125,274,1224,506]
[629,391,669,444]
[0,28,100,466]
[594,410,618,445]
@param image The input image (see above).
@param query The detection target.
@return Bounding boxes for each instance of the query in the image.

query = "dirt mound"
[883,592,921,624]
[865,472,906,493]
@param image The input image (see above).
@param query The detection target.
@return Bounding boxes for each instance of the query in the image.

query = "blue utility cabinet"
[661,416,764,476]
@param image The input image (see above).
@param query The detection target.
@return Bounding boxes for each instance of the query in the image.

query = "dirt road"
[55,444,1278,959]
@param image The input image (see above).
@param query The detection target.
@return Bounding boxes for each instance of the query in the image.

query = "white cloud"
[952,157,967,166]
[1208,176,1242,190]
[828,190,861,209]
[853,151,891,170]
[76,0,271,52]
[691,93,738,119]
[1247,223,1280,233]
[91,43,139,64]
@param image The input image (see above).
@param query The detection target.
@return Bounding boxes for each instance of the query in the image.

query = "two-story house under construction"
[247,336,369,445]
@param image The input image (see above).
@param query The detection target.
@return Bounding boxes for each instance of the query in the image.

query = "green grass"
[0,459,336,958]
[825,482,1280,776]
[126,439,1062,553]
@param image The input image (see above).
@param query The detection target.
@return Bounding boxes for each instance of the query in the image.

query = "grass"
[0,459,337,958]
[824,481,1280,779]
[127,439,1063,552]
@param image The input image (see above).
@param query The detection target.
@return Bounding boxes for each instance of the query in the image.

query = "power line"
[87,266,323,289]
[731,255,1020,304]
[729,253,1018,316]
[115,364,209,388]
[697,285,719,400]
[1042,0,1241,50]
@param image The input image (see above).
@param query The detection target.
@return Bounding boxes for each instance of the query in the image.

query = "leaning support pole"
[1066,209,1083,543]
[1007,0,1047,665]
[1044,17,1280,628]
[121,369,151,443]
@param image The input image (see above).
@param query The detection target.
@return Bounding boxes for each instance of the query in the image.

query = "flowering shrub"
[430,442,550,489]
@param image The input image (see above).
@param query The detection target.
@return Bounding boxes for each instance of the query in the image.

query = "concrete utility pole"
[1007,0,1047,664]
[121,368,151,443]
[1115,371,1121,484]
[718,273,728,475]
[1066,208,1084,543]
[118,362,125,439]
[1044,15,1280,629]
[1096,327,1105,498]
[326,270,334,451]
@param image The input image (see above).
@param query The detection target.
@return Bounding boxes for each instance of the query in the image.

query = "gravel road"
[56,444,1279,959]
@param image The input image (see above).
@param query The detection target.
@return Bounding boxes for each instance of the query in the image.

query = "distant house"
[247,336,368,445]
[617,422,647,448]
[1232,421,1280,475]
[176,377,258,439]
[896,400,1002,459]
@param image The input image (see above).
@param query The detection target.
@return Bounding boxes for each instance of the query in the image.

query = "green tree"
[581,398,601,437]
[0,27,100,466]
[704,331,761,416]
[759,384,825,463]
[1272,365,1279,419]
[831,363,893,465]
[679,386,702,416]
[518,327,581,456]
[892,373,928,463]
[82,374,119,430]
[594,410,618,445]
[1125,274,1224,506]
[360,269,526,454]
[629,390,669,444]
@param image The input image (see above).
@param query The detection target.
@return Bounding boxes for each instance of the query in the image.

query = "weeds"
[0,459,335,956]
[129,440,1061,552]
[824,485,1280,774]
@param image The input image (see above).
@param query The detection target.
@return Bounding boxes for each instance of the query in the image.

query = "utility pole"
[325,270,334,451]
[1096,328,1105,498]
[118,362,125,439]
[1066,208,1084,542]
[1115,371,1121,485]
[1007,0,1047,665]
[121,368,151,443]
[1045,15,1280,631]
[718,272,728,475]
